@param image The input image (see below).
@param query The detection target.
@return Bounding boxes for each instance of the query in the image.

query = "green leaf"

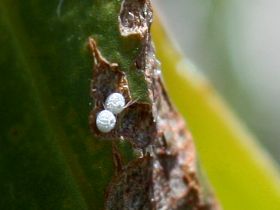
[152,15,280,210]
[0,1,133,209]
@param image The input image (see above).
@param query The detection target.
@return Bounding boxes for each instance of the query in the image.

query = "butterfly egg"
[96,110,116,133]
[105,93,126,114]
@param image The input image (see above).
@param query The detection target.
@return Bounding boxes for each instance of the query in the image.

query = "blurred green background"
[155,0,280,163]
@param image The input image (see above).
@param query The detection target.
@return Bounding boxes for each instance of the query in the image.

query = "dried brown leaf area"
[89,0,220,209]
[88,38,156,148]
[119,0,152,37]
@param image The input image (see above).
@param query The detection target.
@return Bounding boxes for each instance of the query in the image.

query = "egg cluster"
[96,93,126,133]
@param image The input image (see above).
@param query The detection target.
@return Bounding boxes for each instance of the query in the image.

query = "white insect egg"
[96,110,116,133]
[105,93,126,114]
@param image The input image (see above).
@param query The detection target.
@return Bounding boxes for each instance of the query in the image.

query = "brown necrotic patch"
[105,156,153,210]
[118,104,156,148]
[88,38,157,148]
[119,0,153,38]
[88,38,130,137]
